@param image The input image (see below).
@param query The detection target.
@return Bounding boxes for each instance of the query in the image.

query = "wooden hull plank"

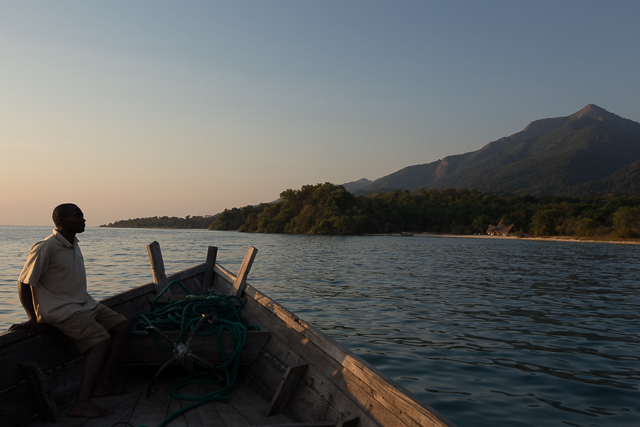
[0,382,39,427]
[166,264,206,287]
[214,400,251,426]
[250,423,335,427]
[227,379,294,425]
[128,381,174,427]
[166,393,188,427]
[0,328,79,390]
[81,391,144,427]
[179,383,226,427]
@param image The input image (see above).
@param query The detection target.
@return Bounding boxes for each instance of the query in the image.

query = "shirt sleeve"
[18,241,49,287]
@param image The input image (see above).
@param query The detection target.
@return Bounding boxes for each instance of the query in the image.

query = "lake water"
[1,226,639,427]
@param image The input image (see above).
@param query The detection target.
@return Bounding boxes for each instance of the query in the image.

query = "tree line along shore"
[101,183,640,240]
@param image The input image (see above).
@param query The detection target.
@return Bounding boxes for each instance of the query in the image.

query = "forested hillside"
[101,215,216,229]
[209,183,640,238]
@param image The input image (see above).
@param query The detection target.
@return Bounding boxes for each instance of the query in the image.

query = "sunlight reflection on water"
[1,226,639,427]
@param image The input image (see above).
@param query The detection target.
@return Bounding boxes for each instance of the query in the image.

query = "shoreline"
[369,232,640,245]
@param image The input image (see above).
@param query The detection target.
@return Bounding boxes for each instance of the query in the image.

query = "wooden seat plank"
[214,400,251,427]
[119,331,270,366]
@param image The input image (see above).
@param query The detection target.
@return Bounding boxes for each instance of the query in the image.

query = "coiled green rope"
[130,280,253,427]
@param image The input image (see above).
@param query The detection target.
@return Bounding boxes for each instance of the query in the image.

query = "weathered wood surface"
[166,263,206,287]
[251,423,335,427]
[202,246,218,290]
[147,240,171,294]
[119,331,271,366]
[231,246,258,297]
[223,380,293,425]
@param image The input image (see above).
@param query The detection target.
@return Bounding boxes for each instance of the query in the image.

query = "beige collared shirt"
[19,229,98,324]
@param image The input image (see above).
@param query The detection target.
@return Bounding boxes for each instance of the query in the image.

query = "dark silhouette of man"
[10,203,130,418]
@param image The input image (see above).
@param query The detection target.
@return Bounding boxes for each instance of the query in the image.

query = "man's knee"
[90,335,111,352]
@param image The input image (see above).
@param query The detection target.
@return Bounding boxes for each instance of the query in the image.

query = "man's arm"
[8,282,38,334]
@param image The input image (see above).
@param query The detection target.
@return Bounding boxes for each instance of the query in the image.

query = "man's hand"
[8,317,37,335]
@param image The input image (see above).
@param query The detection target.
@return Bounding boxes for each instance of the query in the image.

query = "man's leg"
[69,337,112,418]
[93,319,130,396]
[53,305,129,417]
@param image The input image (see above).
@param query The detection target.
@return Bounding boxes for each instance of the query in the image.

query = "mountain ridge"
[353,105,640,196]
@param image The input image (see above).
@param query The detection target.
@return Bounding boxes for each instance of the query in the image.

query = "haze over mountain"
[351,105,640,197]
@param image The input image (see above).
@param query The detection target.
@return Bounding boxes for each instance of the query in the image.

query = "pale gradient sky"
[1,1,639,226]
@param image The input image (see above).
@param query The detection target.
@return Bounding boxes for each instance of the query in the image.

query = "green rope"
[130,280,252,427]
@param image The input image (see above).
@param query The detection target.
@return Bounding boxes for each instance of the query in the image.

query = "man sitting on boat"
[10,203,130,418]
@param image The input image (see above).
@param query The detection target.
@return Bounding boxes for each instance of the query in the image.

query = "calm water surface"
[1,226,638,427]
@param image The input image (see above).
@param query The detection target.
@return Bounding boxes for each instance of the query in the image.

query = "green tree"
[611,207,640,238]
[530,209,560,236]
[472,215,492,233]
[575,217,597,237]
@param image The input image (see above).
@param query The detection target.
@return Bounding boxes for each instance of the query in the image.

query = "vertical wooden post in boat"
[266,362,308,416]
[19,362,58,422]
[231,246,258,298]
[147,241,170,295]
[202,246,218,290]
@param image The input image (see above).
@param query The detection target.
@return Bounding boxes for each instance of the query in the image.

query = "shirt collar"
[53,229,79,247]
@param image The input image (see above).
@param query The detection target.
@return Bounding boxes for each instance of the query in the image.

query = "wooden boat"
[0,242,456,427]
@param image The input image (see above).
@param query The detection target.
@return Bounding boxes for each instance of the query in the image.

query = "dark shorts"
[52,303,127,352]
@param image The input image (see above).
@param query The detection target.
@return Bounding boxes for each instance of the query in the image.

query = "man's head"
[52,203,86,234]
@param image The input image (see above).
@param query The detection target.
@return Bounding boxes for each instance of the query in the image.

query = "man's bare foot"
[68,400,112,418]
[92,384,129,397]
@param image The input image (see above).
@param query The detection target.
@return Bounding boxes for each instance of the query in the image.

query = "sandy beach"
[372,232,640,245]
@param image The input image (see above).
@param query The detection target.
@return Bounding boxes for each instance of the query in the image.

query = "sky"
[1,1,639,226]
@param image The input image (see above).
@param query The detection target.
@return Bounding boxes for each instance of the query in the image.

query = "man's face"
[59,206,86,234]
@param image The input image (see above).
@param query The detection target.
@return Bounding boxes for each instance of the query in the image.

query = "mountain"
[341,178,372,192]
[354,105,640,196]
[566,159,640,196]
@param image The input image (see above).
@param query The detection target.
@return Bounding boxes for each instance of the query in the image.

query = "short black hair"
[52,203,79,228]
